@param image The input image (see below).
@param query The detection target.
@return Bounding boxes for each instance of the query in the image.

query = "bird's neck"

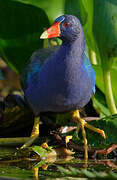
[60,35,85,65]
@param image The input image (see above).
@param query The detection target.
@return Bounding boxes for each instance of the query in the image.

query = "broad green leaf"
[93,65,117,106]
[77,0,117,67]
[93,88,111,117]
[72,114,117,149]
[0,0,49,73]
[76,0,97,52]
[15,0,98,54]
[78,0,117,114]
[13,0,65,23]
[93,0,117,64]
[32,146,48,158]
[64,0,95,51]
[64,0,101,64]
[87,114,117,148]
[64,0,81,18]
[67,0,101,63]
[58,166,117,179]
[34,160,47,168]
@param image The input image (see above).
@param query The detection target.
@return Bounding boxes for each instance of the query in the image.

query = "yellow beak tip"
[40,31,48,39]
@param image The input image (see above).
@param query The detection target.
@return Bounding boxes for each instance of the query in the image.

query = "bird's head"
[40,15,83,42]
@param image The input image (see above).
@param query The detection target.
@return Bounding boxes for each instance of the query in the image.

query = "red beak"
[40,22,60,39]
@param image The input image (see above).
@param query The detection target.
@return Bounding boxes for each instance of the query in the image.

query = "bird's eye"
[63,22,70,27]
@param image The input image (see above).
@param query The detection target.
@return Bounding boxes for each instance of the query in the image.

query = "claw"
[72,110,106,160]
[65,135,72,144]
[97,129,106,139]
[41,142,49,149]
[85,123,106,140]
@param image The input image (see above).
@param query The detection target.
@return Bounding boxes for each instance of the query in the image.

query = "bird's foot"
[84,121,106,139]
[20,117,40,149]
[65,135,72,144]
[72,110,106,160]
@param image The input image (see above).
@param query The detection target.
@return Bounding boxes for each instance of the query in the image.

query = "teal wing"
[21,46,59,90]
[83,53,95,94]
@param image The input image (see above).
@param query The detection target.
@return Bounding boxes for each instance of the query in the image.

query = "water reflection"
[0,147,117,180]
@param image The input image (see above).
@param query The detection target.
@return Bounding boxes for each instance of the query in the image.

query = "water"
[0,147,117,180]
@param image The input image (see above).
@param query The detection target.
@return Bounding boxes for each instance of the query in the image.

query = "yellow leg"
[31,117,39,138]
[72,110,106,160]
[33,167,39,180]
[85,123,106,139]
[20,117,40,149]
[76,121,81,139]
[72,110,88,160]
[80,119,88,160]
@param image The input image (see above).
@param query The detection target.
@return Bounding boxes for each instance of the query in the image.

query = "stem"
[103,68,117,114]
[88,49,97,65]
[0,137,29,146]
[0,137,41,147]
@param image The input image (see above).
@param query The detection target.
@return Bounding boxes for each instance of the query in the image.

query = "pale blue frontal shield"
[55,16,65,23]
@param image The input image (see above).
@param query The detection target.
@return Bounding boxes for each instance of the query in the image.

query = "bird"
[20,15,105,160]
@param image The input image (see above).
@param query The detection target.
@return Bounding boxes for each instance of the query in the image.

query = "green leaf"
[72,114,117,149]
[77,0,97,51]
[32,146,48,158]
[58,166,117,179]
[13,0,65,23]
[77,0,117,67]
[81,169,96,178]
[93,0,117,63]
[64,0,98,55]
[93,88,111,117]
[58,166,72,176]
[34,160,47,168]
[0,0,49,73]
[64,0,81,18]
[69,0,101,64]
[92,0,117,114]
[93,65,117,106]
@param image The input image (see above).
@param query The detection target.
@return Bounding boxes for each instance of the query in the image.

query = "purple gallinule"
[21,15,105,159]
